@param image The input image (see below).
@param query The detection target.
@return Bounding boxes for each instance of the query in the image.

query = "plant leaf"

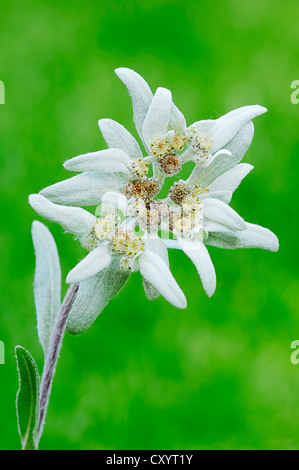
[142,237,169,301]
[32,221,61,355]
[15,346,40,450]
[66,260,129,335]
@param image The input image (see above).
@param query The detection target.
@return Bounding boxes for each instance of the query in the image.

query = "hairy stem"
[37,283,79,443]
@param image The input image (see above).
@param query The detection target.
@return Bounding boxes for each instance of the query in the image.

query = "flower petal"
[168,102,187,134]
[178,239,216,297]
[66,246,111,283]
[63,149,131,173]
[192,105,266,153]
[188,121,254,187]
[98,118,142,159]
[142,281,160,301]
[198,189,233,204]
[225,120,254,162]
[138,249,186,309]
[186,149,232,187]
[208,163,254,193]
[187,116,255,185]
[142,235,169,300]
[143,235,170,265]
[142,87,172,151]
[235,223,279,251]
[29,194,96,236]
[204,220,234,233]
[210,105,267,153]
[202,198,246,231]
[206,222,279,252]
[66,259,130,335]
[199,122,254,185]
[101,191,128,216]
[40,172,122,206]
[205,230,238,249]
[115,67,153,138]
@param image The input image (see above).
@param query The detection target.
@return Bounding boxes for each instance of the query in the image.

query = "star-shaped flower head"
[40,68,266,208]
[29,193,187,334]
[30,67,279,337]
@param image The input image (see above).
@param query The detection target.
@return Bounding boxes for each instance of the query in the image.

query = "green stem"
[37,283,78,446]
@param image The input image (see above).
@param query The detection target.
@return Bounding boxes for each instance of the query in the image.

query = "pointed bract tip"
[65,272,74,284]
[31,219,45,232]
[272,234,279,252]
[155,86,172,97]
[178,297,187,309]
[114,67,135,78]
[29,193,41,208]
[258,105,268,114]
[250,104,268,116]
[206,287,216,298]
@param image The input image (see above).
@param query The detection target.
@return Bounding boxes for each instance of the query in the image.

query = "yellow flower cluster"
[132,158,149,178]
[94,214,117,240]
[111,228,145,257]
[150,132,187,158]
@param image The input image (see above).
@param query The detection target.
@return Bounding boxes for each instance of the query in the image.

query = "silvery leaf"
[63,148,131,174]
[32,221,61,355]
[206,222,279,252]
[40,172,123,206]
[98,118,143,159]
[208,163,254,193]
[178,239,216,297]
[142,87,172,150]
[168,102,187,134]
[29,194,96,236]
[66,260,130,335]
[138,250,186,309]
[202,198,246,231]
[187,121,254,187]
[66,246,112,284]
[15,346,40,451]
[142,236,169,301]
[115,67,153,138]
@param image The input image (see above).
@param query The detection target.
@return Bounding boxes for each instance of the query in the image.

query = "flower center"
[159,153,181,176]
[132,158,149,178]
[170,132,187,152]
[111,228,145,257]
[94,214,117,240]
[150,137,171,158]
[169,180,192,205]
[182,185,209,205]
[186,126,197,140]
[124,178,160,202]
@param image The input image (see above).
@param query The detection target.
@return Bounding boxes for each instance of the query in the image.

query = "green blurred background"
[0,0,298,450]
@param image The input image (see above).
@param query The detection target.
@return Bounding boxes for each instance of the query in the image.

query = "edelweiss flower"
[29,67,279,335]
[29,193,187,312]
[40,69,265,208]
